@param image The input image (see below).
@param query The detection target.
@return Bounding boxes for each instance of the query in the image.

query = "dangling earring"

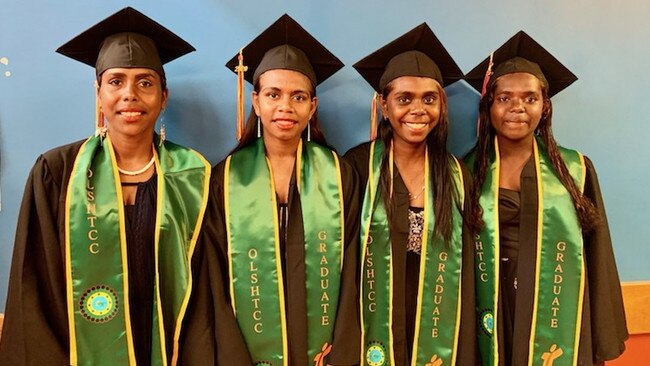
[257,116,261,138]
[307,121,311,142]
[159,109,166,146]
[94,86,107,141]
[307,115,313,142]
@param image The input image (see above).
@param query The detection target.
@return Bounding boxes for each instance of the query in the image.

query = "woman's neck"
[263,136,299,204]
[496,135,534,191]
[264,135,300,161]
[109,130,154,168]
[392,139,427,207]
[392,138,426,166]
[497,135,534,162]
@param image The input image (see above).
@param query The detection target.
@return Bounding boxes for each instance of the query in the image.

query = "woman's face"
[380,76,442,147]
[489,72,544,144]
[252,69,318,144]
[97,67,167,140]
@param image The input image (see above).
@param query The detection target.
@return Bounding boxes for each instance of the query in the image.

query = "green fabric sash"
[360,140,465,366]
[225,138,344,366]
[65,134,211,366]
[473,137,586,366]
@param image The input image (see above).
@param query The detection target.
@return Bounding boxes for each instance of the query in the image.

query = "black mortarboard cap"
[56,7,195,78]
[353,23,463,92]
[225,14,343,86]
[464,31,577,97]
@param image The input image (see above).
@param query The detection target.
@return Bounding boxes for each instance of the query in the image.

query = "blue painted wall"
[1,0,648,309]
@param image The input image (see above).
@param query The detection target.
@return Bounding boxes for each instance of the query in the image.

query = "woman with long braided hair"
[464,31,628,366]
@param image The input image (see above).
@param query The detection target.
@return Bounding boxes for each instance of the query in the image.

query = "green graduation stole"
[225,138,344,366]
[360,140,465,366]
[65,134,211,366]
[473,137,586,366]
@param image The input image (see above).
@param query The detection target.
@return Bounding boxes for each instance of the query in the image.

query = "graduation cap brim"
[225,14,343,85]
[465,31,577,97]
[56,7,195,75]
[353,23,463,92]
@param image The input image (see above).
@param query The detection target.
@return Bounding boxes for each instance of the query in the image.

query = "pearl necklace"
[117,155,155,176]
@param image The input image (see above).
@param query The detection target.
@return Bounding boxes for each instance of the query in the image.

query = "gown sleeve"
[180,162,253,366]
[0,154,71,365]
[328,157,362,366]
[582,157,628,363]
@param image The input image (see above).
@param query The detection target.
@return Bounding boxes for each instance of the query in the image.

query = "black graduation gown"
[344,142,478,366]
[482,156,628,366]
[0,140,171,365]
[180,148,361,366]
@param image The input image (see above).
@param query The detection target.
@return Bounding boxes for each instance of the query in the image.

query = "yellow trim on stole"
[388,143,395,365]
[359,140,396,365]
[571,152,587,366]
[410,147,430,366]
[527,139,544,366]
[450,156,465,366]
[266,156,290,366]
[106,136,137,365]
[152,149,169,366]
[296,140,303,192]
[492,137,502,366]
[527,141,586,366]
[170,150,211,366]
[408,150,464,365]
[332,151,345,271]
[224,156,237,313]
[64,137,93,366]
[359,141,376,365]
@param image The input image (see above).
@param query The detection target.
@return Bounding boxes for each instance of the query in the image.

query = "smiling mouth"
[403,122,429,131]
[117,111,145,123]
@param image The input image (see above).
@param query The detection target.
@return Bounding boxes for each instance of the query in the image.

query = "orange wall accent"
[606,282,650,365]
[619,282,650,334]
[606,334,650,366]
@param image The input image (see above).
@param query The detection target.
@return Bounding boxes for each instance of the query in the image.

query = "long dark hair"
[468,77,599,234]
[232,80,328,153]
[378,81,462,245]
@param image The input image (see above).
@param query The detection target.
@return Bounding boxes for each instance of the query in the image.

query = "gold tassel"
[235,48,248,141]
[370,92,378,140]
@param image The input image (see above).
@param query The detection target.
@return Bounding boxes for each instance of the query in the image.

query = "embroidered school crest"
[79,285,119,323]
[480,309,494,336]
[365,341,387,366]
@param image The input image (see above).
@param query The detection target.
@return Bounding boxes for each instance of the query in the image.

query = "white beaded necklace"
[117,149,156,176]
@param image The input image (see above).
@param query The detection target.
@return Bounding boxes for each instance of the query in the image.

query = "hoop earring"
[159,109,166,146]
[257,116,261,138]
